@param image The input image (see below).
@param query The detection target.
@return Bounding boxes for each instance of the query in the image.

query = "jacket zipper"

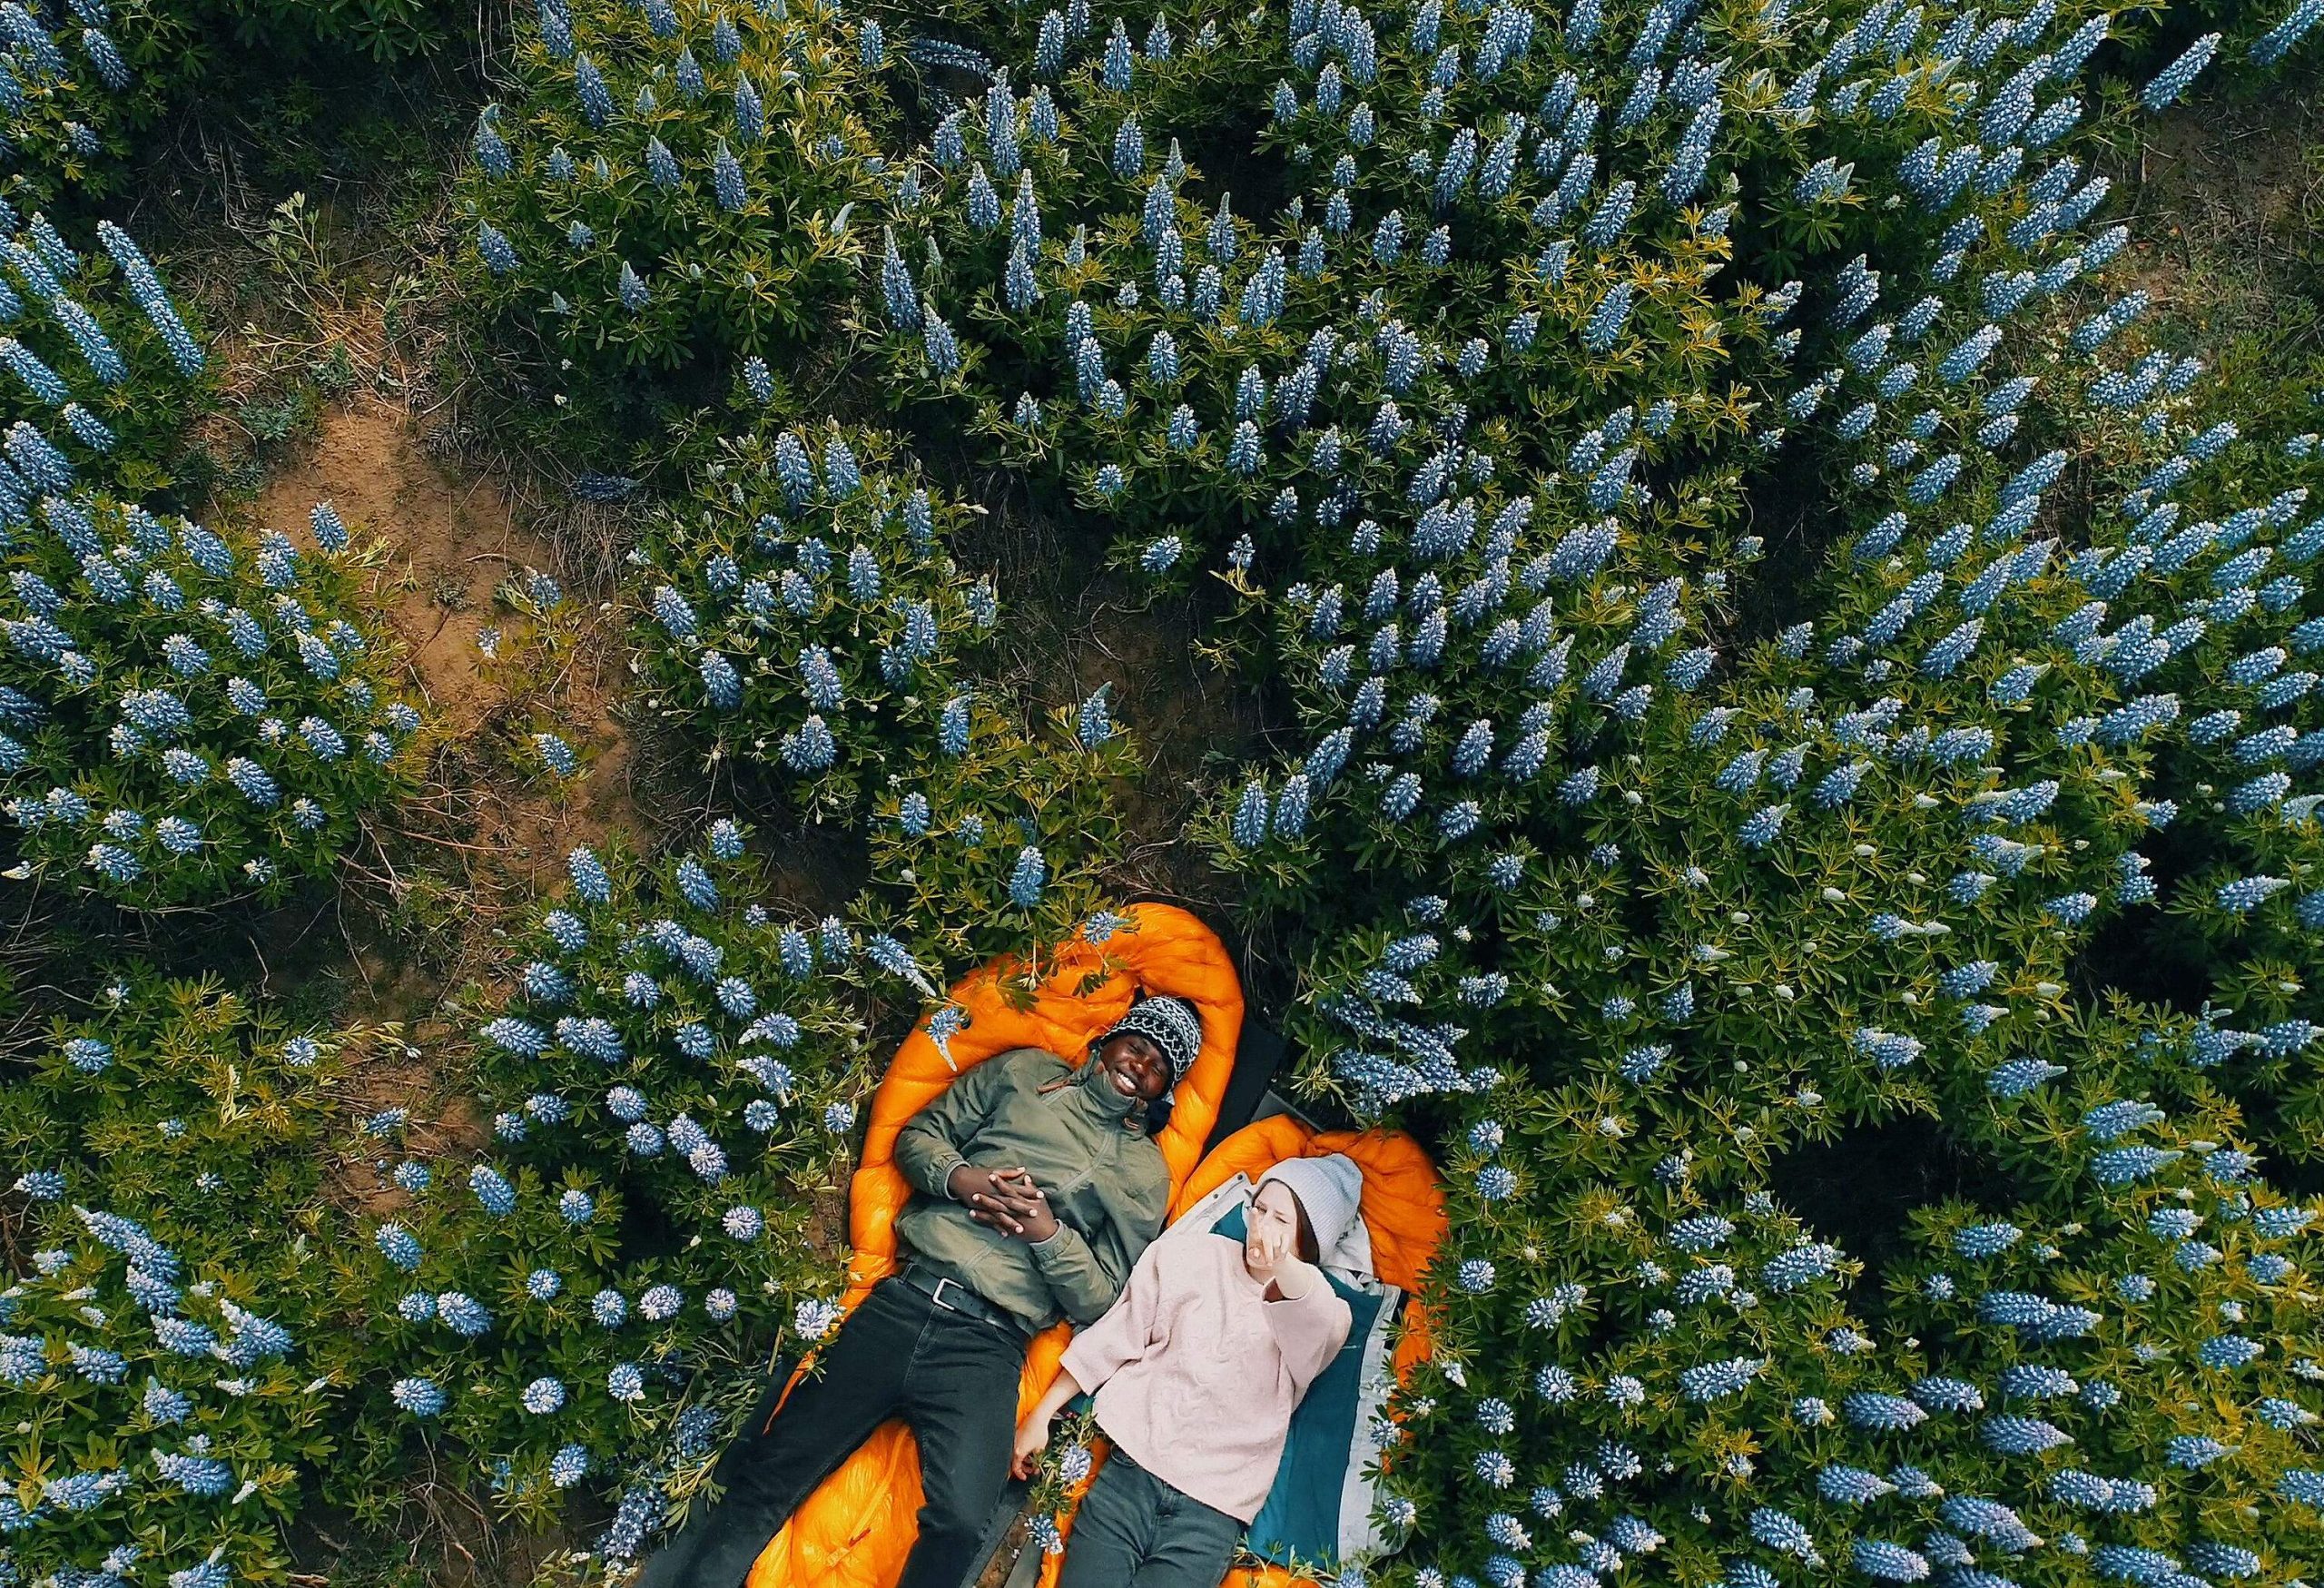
[1041,1070,1121,1202]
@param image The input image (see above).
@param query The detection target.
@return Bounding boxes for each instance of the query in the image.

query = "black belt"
[894,1263,1031,1336]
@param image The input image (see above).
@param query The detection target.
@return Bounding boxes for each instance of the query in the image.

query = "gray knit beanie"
[1096,993,1204,1083]
[1258,1154,1365,1263]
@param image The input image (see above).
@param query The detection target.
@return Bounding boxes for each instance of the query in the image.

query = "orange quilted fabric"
[1031,1117,1447,1588]
[743,903,1245,1588]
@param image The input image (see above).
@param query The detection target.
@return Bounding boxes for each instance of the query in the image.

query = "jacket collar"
[1069,1055,1147,1129]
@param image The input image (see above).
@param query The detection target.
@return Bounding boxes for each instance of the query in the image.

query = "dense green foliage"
[0,976,370,1588]
[0,0,468,210]
[348,829,866,1526]
[632,422,999,814]
[454,0,893,439]
[0,487,423,906]
[629,415,1150,975]
[0,212,419,907]
[9,0,2324,1583]
[0,208,212,495]
[832,0,2324,1583]
[0,833,880,1585]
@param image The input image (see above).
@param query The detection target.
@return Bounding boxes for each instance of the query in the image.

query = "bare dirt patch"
[231,400,666,992]
[251,401,637,832]
[2102,94,2324,354]
[198,399,696,1199]
[261,404,533,731]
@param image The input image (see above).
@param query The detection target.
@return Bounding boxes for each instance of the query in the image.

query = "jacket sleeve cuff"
[918,1151,970,1199]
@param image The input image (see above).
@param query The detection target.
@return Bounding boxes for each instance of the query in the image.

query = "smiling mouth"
[1109,1065,1142,1096]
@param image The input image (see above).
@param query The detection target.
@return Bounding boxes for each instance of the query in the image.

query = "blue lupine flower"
[376,1223,423,1271]
[1272,774,1312,839]
[1852,1541,1932,1582]
[476,222,518,275]
[709,137,749,212]
[383,1376,446,1423]
[1760,1242,1839,1291]
[2198,1334,2262,1369]
[1067,685,1115,751]
[532,731,576,775]
[88,842,141,883]
[1009,844,1047,907]
[780,715,836,771]
[2093,1145,2182,1185]
[1853,1028,1923,1070]
[2256,0,2324,64]
[566,846,611,902]
[438,1292,491,1336]
[568,50,613,124]
[1845,1391,1927,1430]
[2282,1467,2324,1514]
[1679,1356,1765,1402]
[1108,113,1145,178]
[2218,875,2290,913]
[2143,32,2221,109]
[1582,282,1636,351]
[0,337,68,403]
[1738,804,1789,849]
[616,260,650,311]
[470,1165,517,1215]
[675,855,718,911]
[699,649,742,708]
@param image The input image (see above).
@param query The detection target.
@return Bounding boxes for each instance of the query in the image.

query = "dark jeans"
[635,1277,1028,1588]
[1054,1449,1246,1588]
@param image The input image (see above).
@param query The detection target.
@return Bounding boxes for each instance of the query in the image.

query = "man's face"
[1094,1031,1170,1102]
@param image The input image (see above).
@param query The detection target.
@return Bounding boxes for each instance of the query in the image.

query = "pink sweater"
[1058,1229,1353,1523]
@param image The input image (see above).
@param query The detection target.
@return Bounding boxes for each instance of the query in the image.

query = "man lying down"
[634,992,1206,1588]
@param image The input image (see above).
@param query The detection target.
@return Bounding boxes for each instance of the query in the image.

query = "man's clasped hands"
[947,1163,1060,1244]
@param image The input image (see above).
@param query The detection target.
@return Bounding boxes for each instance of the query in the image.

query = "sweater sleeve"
[1057,1238,1170,1390]
[1263,1279,1354,1395]
[892,1049,1034,1200]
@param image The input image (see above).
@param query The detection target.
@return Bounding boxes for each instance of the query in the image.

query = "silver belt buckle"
[928,1276,962,1313]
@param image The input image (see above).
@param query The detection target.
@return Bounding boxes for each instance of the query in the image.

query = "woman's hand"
[1245,1212,1295,1287]
[1010,1410,1053,1479]
[1267,1255,1324,1302]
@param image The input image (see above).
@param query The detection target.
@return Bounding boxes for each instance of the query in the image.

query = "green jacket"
[892,1046,1172,1332]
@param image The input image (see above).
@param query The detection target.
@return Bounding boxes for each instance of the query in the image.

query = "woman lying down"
[1012,1154,1365,1588]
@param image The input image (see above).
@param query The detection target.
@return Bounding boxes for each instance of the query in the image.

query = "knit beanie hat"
[1257,1153,1364,1265]
[1096,993,1204,1083]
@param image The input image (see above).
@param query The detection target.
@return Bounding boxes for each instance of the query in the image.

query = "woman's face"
[1246,1180,1303,1264]
[1094,1031,1170,1102]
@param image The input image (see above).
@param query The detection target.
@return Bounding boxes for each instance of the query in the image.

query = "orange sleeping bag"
[1034,1116,1449,1588]
[745,902,1245,1588]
